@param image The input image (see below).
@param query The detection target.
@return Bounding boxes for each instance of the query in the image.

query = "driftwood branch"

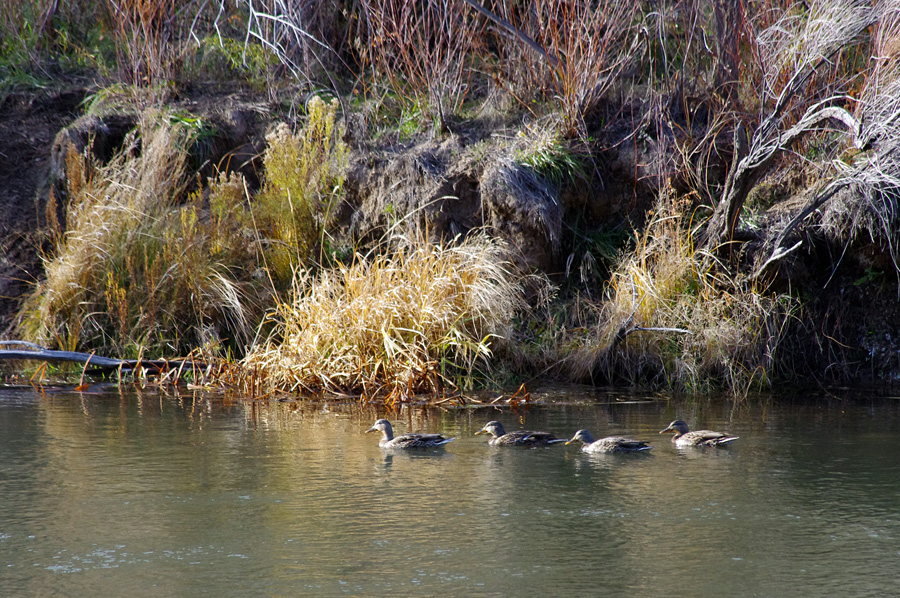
[0,341,208,373]
[705,102,861,248]
[591,319,692,384]
[701,0,875,249]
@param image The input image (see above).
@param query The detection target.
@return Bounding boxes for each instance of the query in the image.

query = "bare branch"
[702,0,875,248]
[459,0,560,69]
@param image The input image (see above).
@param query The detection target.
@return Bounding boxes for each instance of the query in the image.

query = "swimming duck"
[659,420,738,447]
[565,429,652,453]
[366,419,455,449]
[474,420,566,447]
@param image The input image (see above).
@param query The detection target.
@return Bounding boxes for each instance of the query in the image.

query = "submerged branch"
[0,342,207,372]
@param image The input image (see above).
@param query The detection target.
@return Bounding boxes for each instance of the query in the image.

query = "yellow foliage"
[240,232,524,397]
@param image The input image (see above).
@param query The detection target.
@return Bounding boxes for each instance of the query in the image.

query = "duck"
[659,420,738,447]
[366,419,455,449]
[565,429,652,453]
[474,420,566,447]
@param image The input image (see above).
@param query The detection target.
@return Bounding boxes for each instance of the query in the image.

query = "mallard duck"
[474,420,566,447]
[659,420,738,447]
[366,419,455,449]
[565,429,652,453]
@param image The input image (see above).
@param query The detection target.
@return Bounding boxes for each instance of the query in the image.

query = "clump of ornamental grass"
[19,97,348,359]
[19,115,267,357]
[565,197,794,395]
[239,232,527,400]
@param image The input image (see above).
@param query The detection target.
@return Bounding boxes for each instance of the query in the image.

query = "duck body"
[475,421,566,447]
[366,419,455,449]
[660,420,738,447]
[566,429,652,453]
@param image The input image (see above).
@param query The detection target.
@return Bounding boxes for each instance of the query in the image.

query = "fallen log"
[0,341,208,373]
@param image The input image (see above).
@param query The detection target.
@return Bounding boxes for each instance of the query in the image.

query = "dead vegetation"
[5,0,900,394]
[240,231,531,399]
[20,116,266,357]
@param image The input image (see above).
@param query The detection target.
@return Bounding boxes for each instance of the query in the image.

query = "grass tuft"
[239,231,526,399]
[562,196,794,394]
[19,115,268,357]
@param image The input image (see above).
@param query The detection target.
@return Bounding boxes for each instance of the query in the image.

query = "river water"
[1,385,899,596]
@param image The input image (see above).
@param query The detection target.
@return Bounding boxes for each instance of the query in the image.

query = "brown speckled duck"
[566,429,652,453]
[366,419,455,449]
[660,420,738,447]
[475,421,566,447]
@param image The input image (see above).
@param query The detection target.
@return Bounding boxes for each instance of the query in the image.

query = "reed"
[239,231,526,399]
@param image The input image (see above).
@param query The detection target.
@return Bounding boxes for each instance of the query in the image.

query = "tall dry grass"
[108,0,178,88]
[358,0,480,132]
[529,0,639,134]
[564,195,793,394]
[20,115,267,357]
[255,96,348,280]
[240,232,527,399]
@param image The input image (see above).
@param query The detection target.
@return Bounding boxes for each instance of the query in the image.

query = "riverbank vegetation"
[241,231,529,400]
[2,0,899,398]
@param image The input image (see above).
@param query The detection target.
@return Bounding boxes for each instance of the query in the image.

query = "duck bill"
[659,428,672,434]
[474,429,486,436]
[365,427,377,434]
[565,439,577,445]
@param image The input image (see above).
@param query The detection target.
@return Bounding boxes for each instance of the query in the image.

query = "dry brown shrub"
[568,196,793,394]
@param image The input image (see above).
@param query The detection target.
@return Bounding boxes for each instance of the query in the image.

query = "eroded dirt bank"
[2,83,898,386]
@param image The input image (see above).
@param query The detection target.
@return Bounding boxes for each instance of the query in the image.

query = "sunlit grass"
[240,231,527,399]
[562,197,794,394]
[20,114,267,357]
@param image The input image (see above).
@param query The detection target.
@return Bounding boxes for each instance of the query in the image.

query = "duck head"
[475,421,506,438]
[566,429,596,445]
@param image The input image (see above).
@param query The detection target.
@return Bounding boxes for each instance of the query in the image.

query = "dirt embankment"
[0,88,85,333]
[0,85,662,323]
[2,83,899,385]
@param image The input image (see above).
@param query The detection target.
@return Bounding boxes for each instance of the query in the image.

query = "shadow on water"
[2,384,900,596]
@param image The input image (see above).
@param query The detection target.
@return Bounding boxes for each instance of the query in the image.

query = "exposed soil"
[0,87,85,334]
[2,81,899,386]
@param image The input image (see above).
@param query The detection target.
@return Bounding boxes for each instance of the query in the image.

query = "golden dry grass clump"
[19,98,348,359]
[240,232,526,399]
[567,200,794,394]
[20,115,265,357]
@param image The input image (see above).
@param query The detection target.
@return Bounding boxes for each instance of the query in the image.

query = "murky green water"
[2,385,900,596]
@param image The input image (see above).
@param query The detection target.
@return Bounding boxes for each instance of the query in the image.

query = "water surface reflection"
[1,386,899,596]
